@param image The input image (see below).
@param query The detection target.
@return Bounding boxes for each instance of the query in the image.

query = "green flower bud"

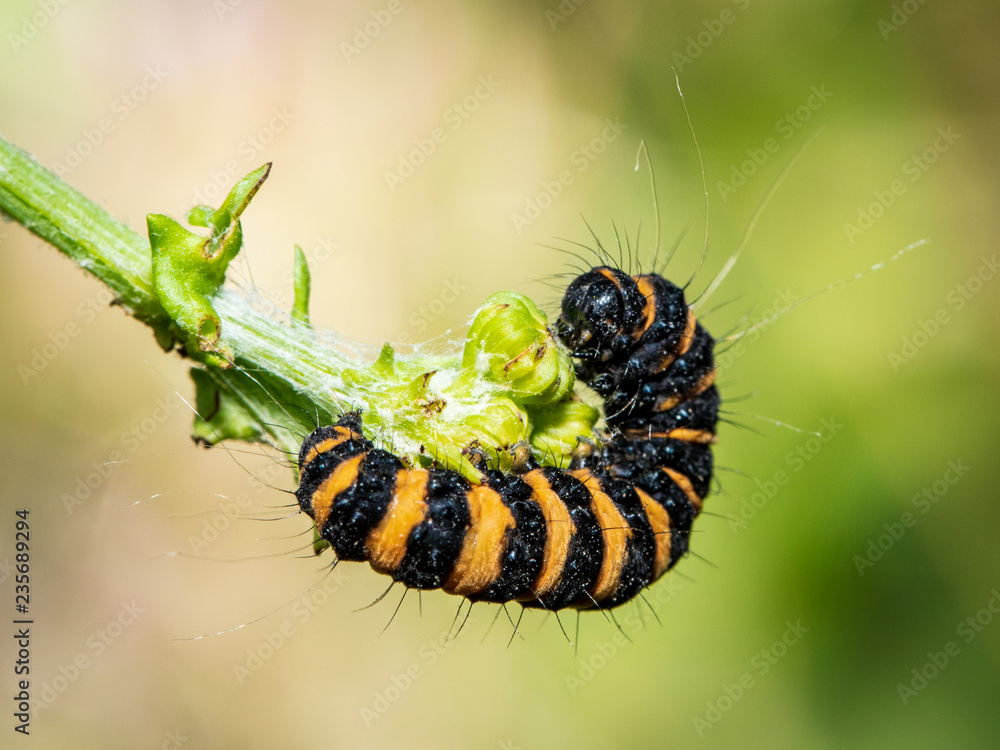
[461,291,575,406]
[527,399,600,464]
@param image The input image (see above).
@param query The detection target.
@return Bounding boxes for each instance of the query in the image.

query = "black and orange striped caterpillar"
[295,266,718,611]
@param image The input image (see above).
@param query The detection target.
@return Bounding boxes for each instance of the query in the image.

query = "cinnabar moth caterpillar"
[295,266,717,610]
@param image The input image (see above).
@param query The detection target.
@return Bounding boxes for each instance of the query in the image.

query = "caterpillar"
[295,266,717,611]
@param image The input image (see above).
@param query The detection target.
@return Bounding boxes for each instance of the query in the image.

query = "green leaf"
[291,244,312,328]
[190,368,266,445]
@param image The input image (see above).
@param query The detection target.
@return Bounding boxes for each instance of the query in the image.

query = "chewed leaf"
[147,164,271,367]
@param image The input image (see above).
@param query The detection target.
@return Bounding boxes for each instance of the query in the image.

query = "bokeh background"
[2,1,999,747]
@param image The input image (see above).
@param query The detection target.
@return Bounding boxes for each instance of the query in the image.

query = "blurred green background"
[2,1,999,747]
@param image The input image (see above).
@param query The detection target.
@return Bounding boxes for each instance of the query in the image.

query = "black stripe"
[295,426,371,517]
[521,469,603,610]
[321,448,403,562]
[470,471,547,603]
[394,468,471,590]
[587,474,657,608]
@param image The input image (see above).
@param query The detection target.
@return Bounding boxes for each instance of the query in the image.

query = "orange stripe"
[443,485,515,597]
[597,267,623,288]
[639,428,717,444]
[653,369,718,413]
[521,470,575,599]
[365,469,429,574]
[651,309,698,375]
[653,394,682,413]
[676,309,697,356]
[666,428,716,444]
[309,453,364,530]
[662,467,703,513]
[635,488,672,580]
[570,469,631,603]
[634,276,657,340]
[301,426,356,469]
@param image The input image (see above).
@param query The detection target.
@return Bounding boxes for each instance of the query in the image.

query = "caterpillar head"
[555,267,645,371]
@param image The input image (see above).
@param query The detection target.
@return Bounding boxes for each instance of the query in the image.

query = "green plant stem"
[0,135,366,455]
[0,136,170,333]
